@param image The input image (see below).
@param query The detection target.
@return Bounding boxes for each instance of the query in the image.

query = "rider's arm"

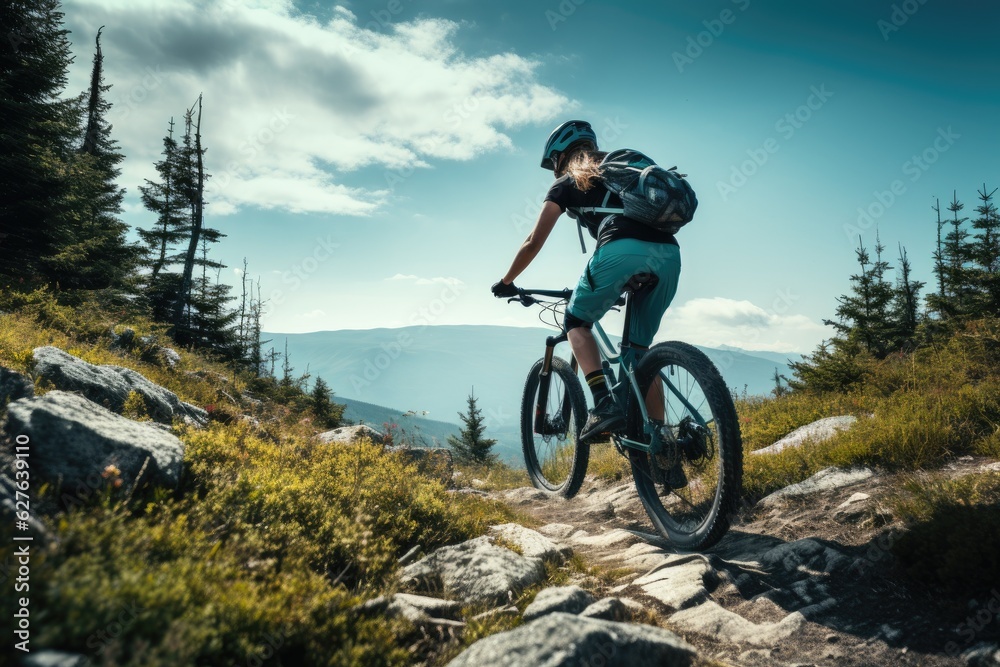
[501,201,562,284]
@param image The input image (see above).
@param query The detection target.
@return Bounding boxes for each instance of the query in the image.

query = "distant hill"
[337,395,461,447]
[267,325,803,464]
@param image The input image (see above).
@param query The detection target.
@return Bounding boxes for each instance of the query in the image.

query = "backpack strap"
[566,207,588,253]
[575,191,625,216]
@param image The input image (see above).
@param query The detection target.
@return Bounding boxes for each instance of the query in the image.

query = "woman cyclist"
[492,119,683,452]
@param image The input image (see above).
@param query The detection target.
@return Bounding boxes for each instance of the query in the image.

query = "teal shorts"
[566,238,681,347]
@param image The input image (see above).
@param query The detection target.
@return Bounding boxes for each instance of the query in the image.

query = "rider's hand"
[491,279,518,298]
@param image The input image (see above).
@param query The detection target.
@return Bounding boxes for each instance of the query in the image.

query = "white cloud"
[386,274,463,286]
[64,0,571,217]
[666,297,827,353]
[302,309,326,319]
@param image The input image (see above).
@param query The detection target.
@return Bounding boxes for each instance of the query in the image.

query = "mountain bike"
[508,276,742,550]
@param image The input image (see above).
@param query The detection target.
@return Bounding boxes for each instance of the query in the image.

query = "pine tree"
[932,198,946,304]
[890,244,924,350]
[447,389,498,465]
[49,26,140,290]
[310,377,345,429]
[172,96,212,341]
[139,118,189,320]
[824,234,896,359]
[928,192,975,320]
[969,185,1000,316]
[0,0,78,286]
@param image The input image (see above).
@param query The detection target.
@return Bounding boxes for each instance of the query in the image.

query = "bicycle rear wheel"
[520,357,589,498]
[627,342,742,550]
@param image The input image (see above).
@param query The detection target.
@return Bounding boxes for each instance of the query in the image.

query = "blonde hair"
[559,147,607,192]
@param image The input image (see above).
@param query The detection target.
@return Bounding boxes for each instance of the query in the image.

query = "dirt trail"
[495,458,1000,667]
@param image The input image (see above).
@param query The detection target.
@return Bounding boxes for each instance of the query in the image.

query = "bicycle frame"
[522,286,707,457]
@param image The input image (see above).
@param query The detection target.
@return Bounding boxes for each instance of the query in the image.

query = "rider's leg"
[567,327,601,376]
[629,243,681,424]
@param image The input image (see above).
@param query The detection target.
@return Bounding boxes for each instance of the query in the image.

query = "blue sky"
[61,0,1000,353]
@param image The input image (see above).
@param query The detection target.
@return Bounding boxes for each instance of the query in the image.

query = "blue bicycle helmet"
[540,120,598,170]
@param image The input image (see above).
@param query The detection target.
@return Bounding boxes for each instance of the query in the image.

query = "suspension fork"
[535,332,569,434]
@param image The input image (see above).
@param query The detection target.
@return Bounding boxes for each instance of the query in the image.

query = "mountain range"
[266,325,804,463]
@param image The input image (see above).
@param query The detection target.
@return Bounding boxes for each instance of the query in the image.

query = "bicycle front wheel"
[520,357,589,498]
[627,342,742,550]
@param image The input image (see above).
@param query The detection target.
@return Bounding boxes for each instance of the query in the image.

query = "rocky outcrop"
[446,612,697,667]
[4,391,185,491]
[758,466,875,507]
[751,415,858,455]
[32,347,206,426]
[317,424,385,445]
[488,523,571,563]
[400,536,546,606]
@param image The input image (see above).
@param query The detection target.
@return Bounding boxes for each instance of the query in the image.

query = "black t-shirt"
[544,175,679,249]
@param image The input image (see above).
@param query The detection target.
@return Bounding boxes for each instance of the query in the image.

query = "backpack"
[568,148,698,252]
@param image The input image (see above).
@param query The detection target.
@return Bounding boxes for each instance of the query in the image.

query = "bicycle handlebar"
[505,287,572,308]
[505,287,625,308]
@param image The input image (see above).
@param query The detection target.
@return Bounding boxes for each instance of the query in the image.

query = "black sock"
[585,370,609,403]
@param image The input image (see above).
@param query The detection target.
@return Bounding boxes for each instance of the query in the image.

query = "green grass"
[0,290,547,666]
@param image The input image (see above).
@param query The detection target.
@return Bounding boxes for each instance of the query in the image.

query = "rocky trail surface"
[496,456,1000,667]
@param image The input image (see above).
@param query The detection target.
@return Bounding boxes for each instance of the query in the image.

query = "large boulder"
[446,612,697,667]
[4,391,185,493]
[317,424,385,445]
[400,536,545,606]
[32,346,206,426]
[489,523,572,563]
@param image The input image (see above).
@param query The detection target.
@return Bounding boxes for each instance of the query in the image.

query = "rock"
[4,391,185,492]
[489,523,572,563]
[759,467,875,507]
[400,536,545,606]
[317,424,385,445]
[580,597,630,622]
[632,554,715,610]
[446,612,697,667]
[388,446,453,485]
[109,327,136,350]
[751,415,858,455]
[669,600,805,646]
[980,462,1000,473]
[834,492,872,523]
[571,528,642,549]
[838,491,871,507]
[156,346,181,369]
[502,487,549,504]
[536,523,577,540]
[522,585,597,622]
[757,538,851,575]
[357,593,464,629]
[31,347,205,426]
[964,643,1000,666]
[1,366,34,406]
[21,651,90,667]
[584,501,615,520]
